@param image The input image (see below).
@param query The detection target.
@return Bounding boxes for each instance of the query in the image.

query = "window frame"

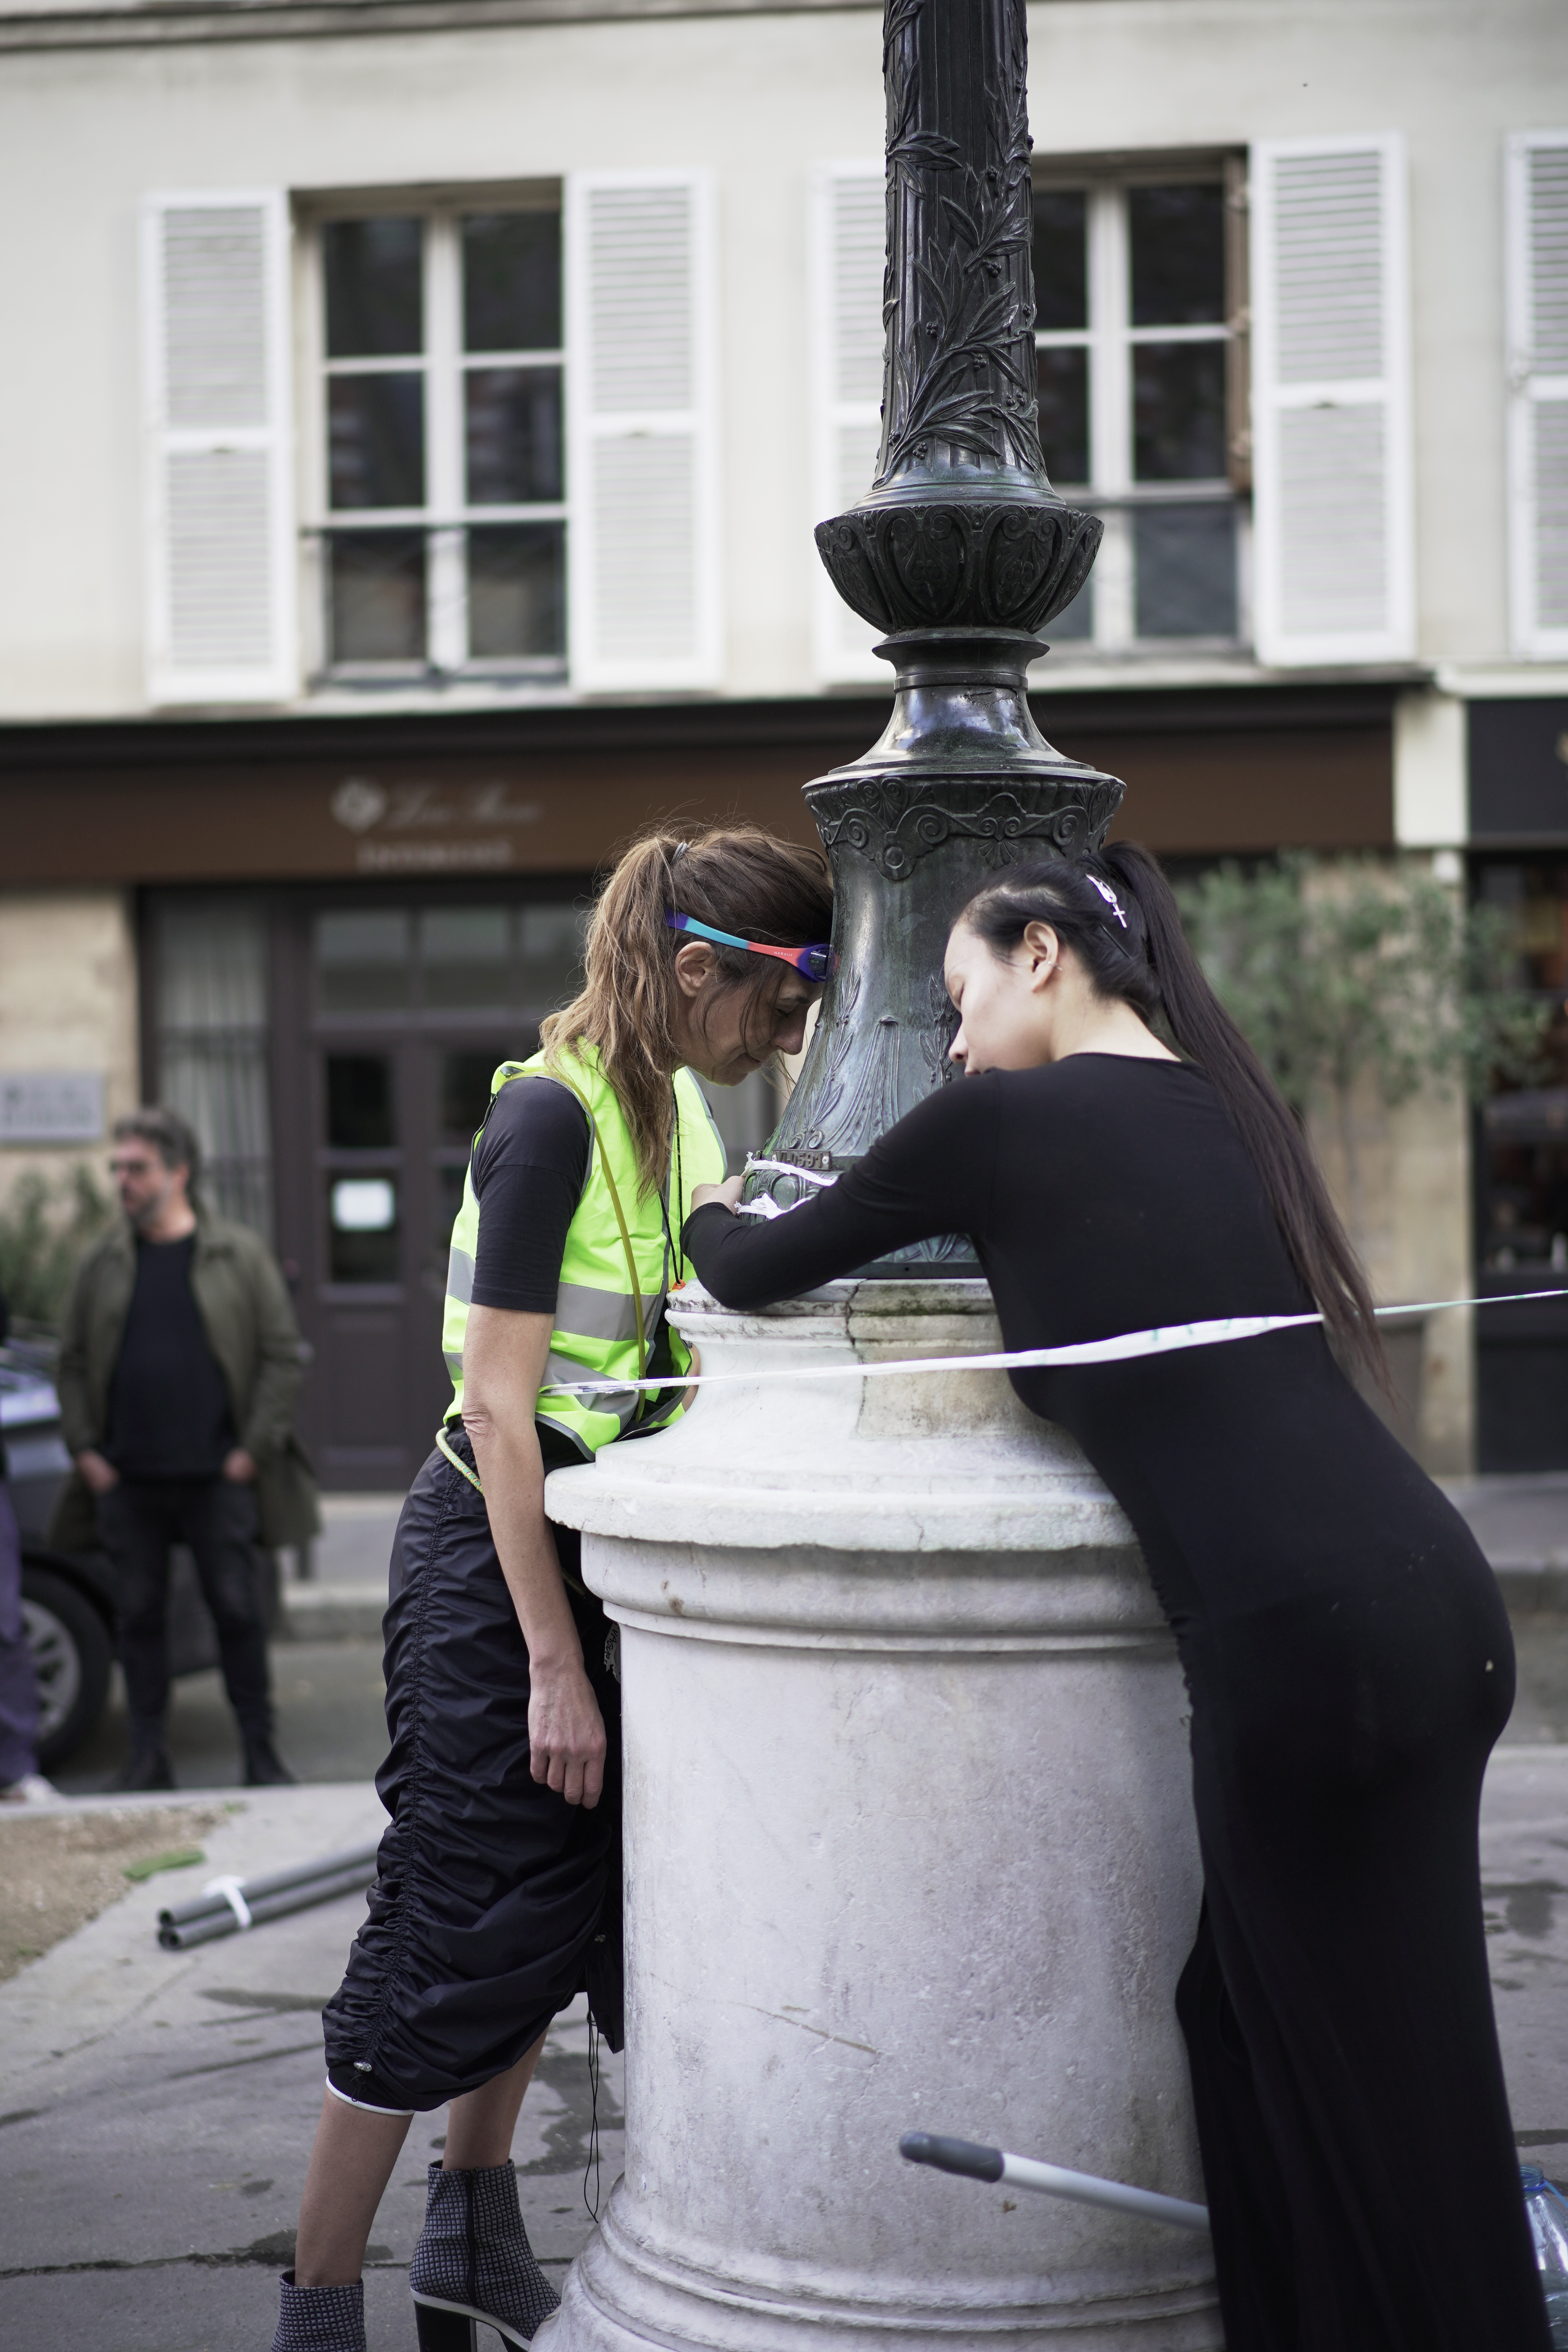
[298,186,569,683]
[1031,154,1250,655]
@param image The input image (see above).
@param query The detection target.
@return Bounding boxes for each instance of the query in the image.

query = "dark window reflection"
[519,905,587,1007]
[1036,347,1089,486]
[1479,863,1568,1270]
[328,532,426,665]
[1129,184,1225,326]
[317,912,413,1012]
[329,376,425,509]
[465,369,563,504]
[325,219,423,358]
[1032,189,1087,332]
[1133,503,1237,637]
[441,1048,506,1145]
[468,525,566,660]
[421,909,510,1010]
[463,213,561,352]
[326,1053,396,1148]
[1133,344,1227,480]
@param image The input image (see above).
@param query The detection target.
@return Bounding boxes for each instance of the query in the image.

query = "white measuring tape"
[201,1874,254,1931]
[537,1290,1568,1398]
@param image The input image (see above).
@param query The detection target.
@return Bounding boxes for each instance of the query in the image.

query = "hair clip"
[1087,873,1128,929]
[671,841,690,861]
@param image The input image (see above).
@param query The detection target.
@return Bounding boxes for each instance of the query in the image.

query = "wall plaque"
[0,1071,105,1143]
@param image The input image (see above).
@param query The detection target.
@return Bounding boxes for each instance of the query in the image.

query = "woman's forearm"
[466,1407,582,1668]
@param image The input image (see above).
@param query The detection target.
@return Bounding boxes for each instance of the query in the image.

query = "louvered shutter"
[565,172,720,692]
[811,166,887,684]
[1507,134,1568,658]
[141,191,297,705]
[1250,137,1414,666]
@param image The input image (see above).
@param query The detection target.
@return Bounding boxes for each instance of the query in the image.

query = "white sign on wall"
[0,1072,105,1143]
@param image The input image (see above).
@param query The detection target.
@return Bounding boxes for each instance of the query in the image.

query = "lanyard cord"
[657,1085,686,1292]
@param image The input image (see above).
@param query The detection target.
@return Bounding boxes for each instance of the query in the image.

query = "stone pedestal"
[541,1280,1219,2352]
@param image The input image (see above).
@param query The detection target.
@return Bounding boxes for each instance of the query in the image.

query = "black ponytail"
[958,842,1385,1386]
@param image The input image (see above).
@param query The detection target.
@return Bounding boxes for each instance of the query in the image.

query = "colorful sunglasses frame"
[665,911,833,983]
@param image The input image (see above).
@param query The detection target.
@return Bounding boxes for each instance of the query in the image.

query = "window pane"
[420,908,510,1009]
[468,526,566,660]
[441,1048,505,1146]
[326,1053,396,1148]
[519,904,587,1009]
[465,368,564,504]
[1035,347,1089,486]
[328,532,427,666]
[462,212,562,352]
[1132,503,1237,638]
[329,376,425,510]
[324,219,424,358]
[1128,184,1225,326]
[316,911,412,1013]
[1132,343,1226,480]
[1047,574,1093,643]
[1032,189,1087,332]
[329,1175,400,1282]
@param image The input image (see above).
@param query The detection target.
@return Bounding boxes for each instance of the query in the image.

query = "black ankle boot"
[243,1735,296,1786]
[271,2270,366,2352]
[111,1746,175,1792]
[408,2161,560,2348]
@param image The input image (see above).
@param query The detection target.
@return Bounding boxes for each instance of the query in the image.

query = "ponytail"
[958,842,1385,1385]
[541,822,833,1195]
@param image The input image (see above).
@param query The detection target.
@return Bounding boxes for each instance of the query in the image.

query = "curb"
[1492,1559,1568,1614]
[281,1581,386,1642]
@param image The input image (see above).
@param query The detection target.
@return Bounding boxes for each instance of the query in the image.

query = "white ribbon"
[549,1290,1568,1398]
[203,1875,254,1931]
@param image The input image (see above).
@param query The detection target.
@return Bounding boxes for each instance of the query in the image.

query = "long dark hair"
[542,822,833,1194]
[957,841,1384,1383]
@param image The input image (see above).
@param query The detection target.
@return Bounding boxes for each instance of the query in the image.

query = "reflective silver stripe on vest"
[554,1282,644,1345]
[447,1246,476,1307]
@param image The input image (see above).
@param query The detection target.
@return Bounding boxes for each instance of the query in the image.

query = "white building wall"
[0,0,1561,719]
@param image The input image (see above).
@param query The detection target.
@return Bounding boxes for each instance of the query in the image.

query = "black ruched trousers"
[323,1439,621,2110]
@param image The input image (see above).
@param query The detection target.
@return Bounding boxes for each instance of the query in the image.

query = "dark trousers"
[98,1478,273,1751]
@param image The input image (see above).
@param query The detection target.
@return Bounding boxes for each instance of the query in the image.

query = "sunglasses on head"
[666,911,833,984]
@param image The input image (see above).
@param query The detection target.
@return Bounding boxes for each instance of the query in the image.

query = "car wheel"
[21,1566,113,1768]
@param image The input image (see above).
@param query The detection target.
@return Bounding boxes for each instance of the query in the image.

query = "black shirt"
[105,1234,236,1479]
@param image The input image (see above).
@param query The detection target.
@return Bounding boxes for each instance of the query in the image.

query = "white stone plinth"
[541,1279,1218,2352]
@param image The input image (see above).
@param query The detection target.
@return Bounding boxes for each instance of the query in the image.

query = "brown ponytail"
[958,842,1385,1386]
[541,822,833,1195]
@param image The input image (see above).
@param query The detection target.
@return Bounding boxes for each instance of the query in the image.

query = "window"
[1032,170,1247,649]
[150,897,275,1238]
[1475,860,1568,1275]
[314,205,567,677]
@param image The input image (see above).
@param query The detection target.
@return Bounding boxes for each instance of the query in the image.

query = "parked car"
[1,1340,278,1769]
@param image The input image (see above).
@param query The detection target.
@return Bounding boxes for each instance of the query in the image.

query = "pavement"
[9,1479,1568,2348]
[0,1784,624,2351]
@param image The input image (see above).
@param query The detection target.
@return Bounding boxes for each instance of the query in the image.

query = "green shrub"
[0,1166,113,1338]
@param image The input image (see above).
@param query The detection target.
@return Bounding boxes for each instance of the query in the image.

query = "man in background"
[54,1109,318,1791]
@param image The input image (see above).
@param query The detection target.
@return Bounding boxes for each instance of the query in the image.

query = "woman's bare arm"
[461,1303,607,1808]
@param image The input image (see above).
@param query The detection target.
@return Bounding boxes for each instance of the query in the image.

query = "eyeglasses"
[666,912,834,983]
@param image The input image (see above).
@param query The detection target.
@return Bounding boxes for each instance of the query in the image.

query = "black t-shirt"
[105,1234,236,1480]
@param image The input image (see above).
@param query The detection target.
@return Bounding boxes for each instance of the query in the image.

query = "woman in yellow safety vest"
[272,825,833,2352]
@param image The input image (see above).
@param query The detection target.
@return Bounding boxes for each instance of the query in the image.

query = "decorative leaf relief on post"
[921,972,961,1086]
[813,501,1102,637]
[878,0,1043,483]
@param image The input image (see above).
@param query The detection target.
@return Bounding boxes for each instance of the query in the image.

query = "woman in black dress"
[684,843,1546,2352]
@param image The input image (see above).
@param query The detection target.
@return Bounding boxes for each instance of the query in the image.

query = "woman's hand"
[527,1660,608,1808]
[691,1175,745,1214]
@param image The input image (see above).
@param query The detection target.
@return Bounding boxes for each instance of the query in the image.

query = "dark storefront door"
[274,891,589,1491]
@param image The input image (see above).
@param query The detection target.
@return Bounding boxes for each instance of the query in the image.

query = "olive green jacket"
[50,1212,320,1554]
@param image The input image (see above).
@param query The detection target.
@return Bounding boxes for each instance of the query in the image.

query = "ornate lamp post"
[753,0,1124,1244]
[541,7,1217,2349]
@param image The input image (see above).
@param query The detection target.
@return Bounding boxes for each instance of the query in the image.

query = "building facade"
[0,0,1563,1481]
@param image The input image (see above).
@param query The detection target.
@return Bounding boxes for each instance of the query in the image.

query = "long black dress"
[685,1055,1546,2352]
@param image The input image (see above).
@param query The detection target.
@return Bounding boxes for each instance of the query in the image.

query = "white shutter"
[1250,136,1414,667]
[565,171,720,692]
[141,191,297,705]
[810,165,886,685]
[1507,133,1568,658]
